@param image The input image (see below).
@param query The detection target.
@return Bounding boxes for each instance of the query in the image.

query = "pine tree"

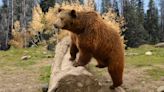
[159,0,164,41]
[123,0,148,47]
[0,0,11,50]
[40,0,56,13]
[144,0,159,44]
[137,0,144,24]
[113,0,119,16]
[136,0,148,42]
[102,0,111,13]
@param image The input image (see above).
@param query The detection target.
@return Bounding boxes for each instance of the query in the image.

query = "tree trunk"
[48,36,99,92]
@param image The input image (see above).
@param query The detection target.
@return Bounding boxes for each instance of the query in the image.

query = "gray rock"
[155,43,164,48]
[21,55,31,60]
[157,86,164,92]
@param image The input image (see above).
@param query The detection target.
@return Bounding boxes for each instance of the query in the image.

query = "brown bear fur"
[54,9,125,89]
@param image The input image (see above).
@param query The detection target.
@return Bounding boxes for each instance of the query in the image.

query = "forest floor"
[0,46,53,92]
[0,45,164,92]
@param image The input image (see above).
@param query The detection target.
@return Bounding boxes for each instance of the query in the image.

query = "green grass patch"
[126,45,164,80]
[126,45,164,67]
[0,46,54,68]
[146,67,164,80]
[39,65,51,83]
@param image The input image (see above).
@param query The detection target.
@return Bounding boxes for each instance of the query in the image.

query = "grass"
[39,65,51,83]
[0,44,163,85]
[0,46,54,83]
[126,45,164,66]
[0,46,53,67]
[126,45,164,80]
[146,67,164,80]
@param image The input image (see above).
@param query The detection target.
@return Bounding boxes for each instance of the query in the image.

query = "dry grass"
[102,11,125,33]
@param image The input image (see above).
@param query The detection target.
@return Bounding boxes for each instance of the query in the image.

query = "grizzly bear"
[54,8,125,89]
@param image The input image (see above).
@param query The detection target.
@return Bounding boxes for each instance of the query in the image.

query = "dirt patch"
[87,60,164,92]
[0,59,52,92]
[0,57,163,92]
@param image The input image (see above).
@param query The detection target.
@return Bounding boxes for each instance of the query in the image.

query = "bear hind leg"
[108,65,123,89]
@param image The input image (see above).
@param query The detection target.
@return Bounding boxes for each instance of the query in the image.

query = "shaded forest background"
[0,0,164,50]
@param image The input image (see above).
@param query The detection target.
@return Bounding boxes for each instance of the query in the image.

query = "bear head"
[54,8,81,33]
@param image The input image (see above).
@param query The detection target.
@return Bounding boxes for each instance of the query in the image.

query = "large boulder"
[155,43,164,48]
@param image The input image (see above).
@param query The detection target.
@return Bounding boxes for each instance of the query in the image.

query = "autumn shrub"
[9,21,35,48]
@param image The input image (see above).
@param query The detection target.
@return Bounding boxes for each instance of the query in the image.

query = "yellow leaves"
[102,10,125,33]
[44,7,57,30]
[30,5,44,32]
[9,27,24,48]
[14,21,20,32]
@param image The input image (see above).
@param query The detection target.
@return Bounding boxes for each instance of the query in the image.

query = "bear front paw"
[69,57,75,61]
[73,62,80,67]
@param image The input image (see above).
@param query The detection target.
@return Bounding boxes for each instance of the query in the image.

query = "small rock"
[98,82,102,86]
[157,86,164,92]
[21,55,31,60]
[77,82,83,87]
[43,52,47,54]
[145,51,152,56]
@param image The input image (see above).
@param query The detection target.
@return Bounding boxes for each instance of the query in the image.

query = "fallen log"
[48,36,125,92]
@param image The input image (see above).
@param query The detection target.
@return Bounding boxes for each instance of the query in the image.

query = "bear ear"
[70,10,77,18]
[58,8,64,12]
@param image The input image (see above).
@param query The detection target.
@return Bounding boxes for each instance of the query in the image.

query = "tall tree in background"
[120,0,127,15]
[0,0,11,50]
[40,0,56,12]
[40,0,83,13]
[5,0,13,48]
[144,0,159,44]
[160,0,164,41]
[137,0,144,24]
[136,0,148,42]
[123,0,148,47]
[113,0,119,16]
[102,0,111,13]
